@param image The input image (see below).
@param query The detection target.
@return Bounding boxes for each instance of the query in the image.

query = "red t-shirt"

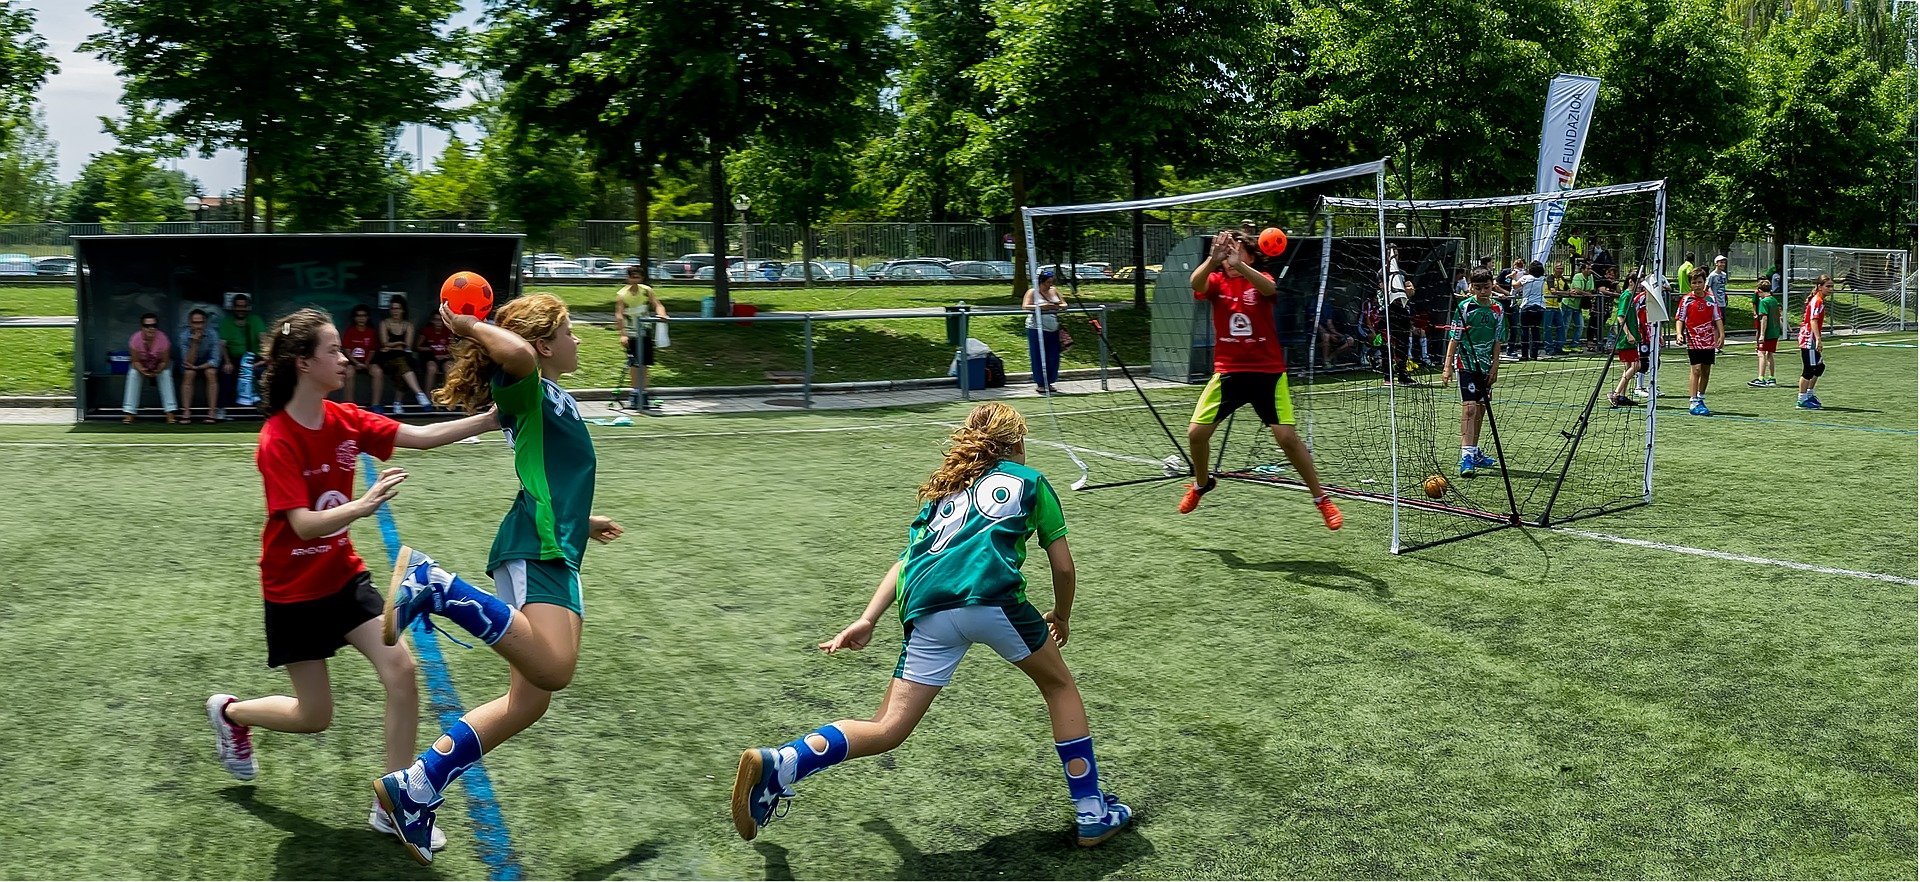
[1196,269,1286,374]
[419,323,453,358]
[341,325,377,363]
[1676,293,1719,349]
[256,401,400,603]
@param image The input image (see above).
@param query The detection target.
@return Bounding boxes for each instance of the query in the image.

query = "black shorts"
[1688,348,1716,366]
[376,350,415,375]
[1801,347,1825,378]
[263,571,382,668]
[1458,370,1491,403]
[623,333,656,367]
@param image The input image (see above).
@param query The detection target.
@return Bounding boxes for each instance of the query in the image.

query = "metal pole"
[958,307,972,400]
[1376,168,1402,553]
[803,315,814,408]
[1098,303,1113,390]
[1644,184,1667,504]
[635,317,649,411]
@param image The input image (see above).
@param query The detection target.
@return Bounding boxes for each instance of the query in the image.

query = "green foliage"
[410,133,491,218]
[84,0,465,230]
[0,1,54,150]
[1722,8,1913,248]
[0,109,58,223]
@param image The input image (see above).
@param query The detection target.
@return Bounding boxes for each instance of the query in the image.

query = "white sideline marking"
[1552,527,1917,586]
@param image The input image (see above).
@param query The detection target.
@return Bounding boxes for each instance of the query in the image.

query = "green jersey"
[1448,298,1507,373]
[896,461,1067,625]
[1758,294,1783,340]
[220,313,266,359]
[487,370,597,572]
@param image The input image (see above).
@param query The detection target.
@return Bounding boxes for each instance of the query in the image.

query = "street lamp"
[732,193,752,266]
[184,196,203,233]
[1394,221,1407,235]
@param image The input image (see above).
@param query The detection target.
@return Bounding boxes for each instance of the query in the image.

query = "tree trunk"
[802,224,814,286]
[1011,166,1030,299]
[242,145,255,234]
[709,151,731,316]
[263,164,276,234]
[1131,147,1147,311]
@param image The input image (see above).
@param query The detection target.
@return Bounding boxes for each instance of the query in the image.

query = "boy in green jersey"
[376,293,627,864]
[1748,280,1784,387]
[1440,269,1506,478]
[731,403,1133,848]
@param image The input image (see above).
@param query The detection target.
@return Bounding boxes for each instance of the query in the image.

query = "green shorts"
[489,558,584,617]
[1190,371,1295,427]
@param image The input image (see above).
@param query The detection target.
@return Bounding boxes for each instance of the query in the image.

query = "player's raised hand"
[1209,231,1234,262]
[441,301,481,337]
[359,467,408,511]
[819,618,874,654]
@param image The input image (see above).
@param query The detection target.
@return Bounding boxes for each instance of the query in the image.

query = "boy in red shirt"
[1795,274,1831,409]
[1177,230,1341,530]
[203,308,495,849]
[1673,267,1724,416]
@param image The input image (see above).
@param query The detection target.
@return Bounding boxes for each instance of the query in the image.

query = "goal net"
[1020,173,1666,553]
[1782,245,1912,335]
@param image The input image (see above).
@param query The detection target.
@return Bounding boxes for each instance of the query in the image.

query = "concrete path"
[0,316,75,328]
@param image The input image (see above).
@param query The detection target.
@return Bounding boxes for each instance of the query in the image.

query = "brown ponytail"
[918,402,1028,500]
[257,308,335,416]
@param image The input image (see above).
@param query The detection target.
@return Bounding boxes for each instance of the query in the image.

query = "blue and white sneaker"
[1458,454,1476,478]
[1470,450,1498,470]
[375,768,441,865]
[370,803,447,852]
[730,748,794,841]
[1076,792,1134,847]
[1798,396,1822,410]
[384,546,449,645]
[1689,401,1711,416]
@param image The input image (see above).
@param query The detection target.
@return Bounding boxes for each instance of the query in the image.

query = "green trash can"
[944,302,969,347]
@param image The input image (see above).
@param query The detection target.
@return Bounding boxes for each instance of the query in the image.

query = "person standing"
[1023,269,1066,393]
[614,265,669,409]
[1568,261,1595,351]
[1674,252,1696,306]
[1674,268,1724,416]
[1440,269,1506,477]
[1749,280,1783,387]
[1706,255,1730,352]
[1543,262,1568,356]
[377,296,432,414]
[1794,275,1830,409]
[123,312,177,424]
[1515,260,1546,361]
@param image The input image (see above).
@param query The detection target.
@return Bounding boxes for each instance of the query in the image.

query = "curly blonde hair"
[919,402,1028,500]
[433,293,571,413]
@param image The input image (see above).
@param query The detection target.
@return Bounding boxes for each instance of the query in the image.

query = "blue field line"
[362,455,526,881]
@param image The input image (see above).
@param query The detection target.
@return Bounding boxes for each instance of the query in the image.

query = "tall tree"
[411,133,492,218]
[0,1,54,150]
[0,108,59,223]
[85,0,463,231]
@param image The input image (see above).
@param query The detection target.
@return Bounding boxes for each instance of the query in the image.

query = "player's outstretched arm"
[285,467,407,539]
[394,407,498,450]
[820,560,902,654]
[1042,537,1075,647]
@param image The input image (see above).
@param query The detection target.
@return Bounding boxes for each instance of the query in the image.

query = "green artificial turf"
[0,341,1911,879]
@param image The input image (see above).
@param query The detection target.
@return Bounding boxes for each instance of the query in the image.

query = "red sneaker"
[1315,495,1343,530]
[1177,480,1215,514]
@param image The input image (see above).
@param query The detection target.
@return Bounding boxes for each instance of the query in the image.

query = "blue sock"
[1055,736,1105,817]
[412,720,483,805]
[775,724,848,788]
[436,572,514,645]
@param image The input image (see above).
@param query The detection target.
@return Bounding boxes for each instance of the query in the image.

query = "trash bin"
[949,338,991,390]
[732,302,758,327]
[108,351,131,376]
[701,296,716,318]
[944,302,969,347]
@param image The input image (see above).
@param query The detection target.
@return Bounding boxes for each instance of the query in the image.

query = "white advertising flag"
[1530,74,1602,267]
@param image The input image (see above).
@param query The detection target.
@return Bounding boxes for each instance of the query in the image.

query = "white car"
[532,261,590,278]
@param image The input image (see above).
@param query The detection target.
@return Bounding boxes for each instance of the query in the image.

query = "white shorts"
[893,603,1049,687]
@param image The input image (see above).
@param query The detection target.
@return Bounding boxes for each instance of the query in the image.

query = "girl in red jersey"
[204,308,496,849]
[340,304,380,405]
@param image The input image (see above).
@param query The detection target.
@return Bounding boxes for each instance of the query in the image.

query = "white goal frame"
[1782,244,1912,335]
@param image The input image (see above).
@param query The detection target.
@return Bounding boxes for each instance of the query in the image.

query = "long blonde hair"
[433,293,571,413]
[919,402,1027,500]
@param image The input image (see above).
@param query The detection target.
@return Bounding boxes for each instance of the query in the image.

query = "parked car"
[947,260,1016,280]
[532,252,569,263]
[662,253,745,279]
[860,260,892,277]
[599,261,673,281]
[1112,264,1162,281]
[883,263,957,280]
[780,260,868,281]
[532,260,591,279]
[0,253,36,276]
[1039,263,1111,281]
[575,256,618,274]
[871,257,951,277]
[34,256,76,276]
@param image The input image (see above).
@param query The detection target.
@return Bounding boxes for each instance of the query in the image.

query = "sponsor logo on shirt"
[335,440,359,466]
[315,489,350,538]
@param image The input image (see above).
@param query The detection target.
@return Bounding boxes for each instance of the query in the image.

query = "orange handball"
[1258,227,1289,258]
[441,271,494,320]
[1422,474,1448,499]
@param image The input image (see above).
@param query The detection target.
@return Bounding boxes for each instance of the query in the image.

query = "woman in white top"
[1023,269,1066,393]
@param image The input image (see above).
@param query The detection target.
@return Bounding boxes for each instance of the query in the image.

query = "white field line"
[1552,527,1917,586]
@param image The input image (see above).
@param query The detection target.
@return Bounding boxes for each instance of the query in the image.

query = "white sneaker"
[215,408,228,420]
[416,393,431,409]
[205,694,257,780]
[371,804,449,850]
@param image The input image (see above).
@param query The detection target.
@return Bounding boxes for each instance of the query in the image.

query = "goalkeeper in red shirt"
[1177,230,1342,530]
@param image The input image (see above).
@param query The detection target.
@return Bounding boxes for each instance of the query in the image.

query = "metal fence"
[0,218,1846,283]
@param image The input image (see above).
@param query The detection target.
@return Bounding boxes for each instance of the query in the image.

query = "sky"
[26,0,487,194]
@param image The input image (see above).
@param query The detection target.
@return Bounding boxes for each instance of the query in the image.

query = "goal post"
[1782,244,1912,335]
